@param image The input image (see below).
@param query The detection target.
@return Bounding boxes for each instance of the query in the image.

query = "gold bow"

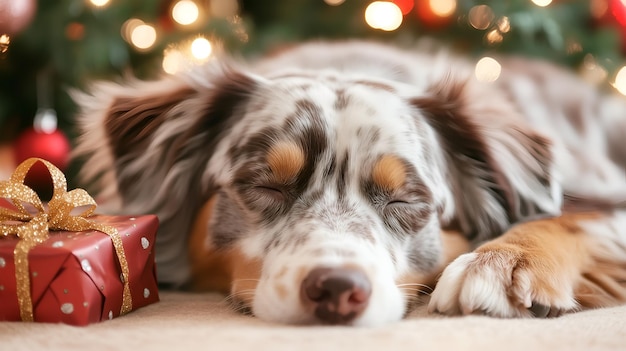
[0,158,132,321]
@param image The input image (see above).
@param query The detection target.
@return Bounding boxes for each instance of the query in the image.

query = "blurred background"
[1,0,626,195]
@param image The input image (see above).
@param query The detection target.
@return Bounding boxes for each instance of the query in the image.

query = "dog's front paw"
[427,248,579,318]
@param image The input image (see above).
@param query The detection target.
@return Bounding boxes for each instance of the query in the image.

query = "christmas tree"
[1,0,625,188]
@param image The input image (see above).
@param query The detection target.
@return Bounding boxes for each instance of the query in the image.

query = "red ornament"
[393,0,414,15]
[610,0,626,26]
[0,0,37,35]
[13,127,71,199]
[416,0,456,28]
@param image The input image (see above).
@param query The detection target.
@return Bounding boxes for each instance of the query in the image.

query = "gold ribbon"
[0,158,132,321]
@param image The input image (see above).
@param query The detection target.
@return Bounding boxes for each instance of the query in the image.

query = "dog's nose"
[301,267,372,324]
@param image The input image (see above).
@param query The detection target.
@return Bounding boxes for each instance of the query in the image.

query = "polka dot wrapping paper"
[0,213,160,325]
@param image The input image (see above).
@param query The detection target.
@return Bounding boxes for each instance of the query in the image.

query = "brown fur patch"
[372,155,407,191]
[476,212,605,305]
[188,197,264,309]
[478,213,595,260]
[575,213,626,308]
[440,229,473,265]
[106,87,196,159]
[578,267,626,308]
[188,196,232,293]
[169,70,257,163]
[229,248,263,308]
[267,141,305,183]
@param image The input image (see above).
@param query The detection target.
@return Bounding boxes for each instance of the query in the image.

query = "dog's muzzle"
[300,267,372,324]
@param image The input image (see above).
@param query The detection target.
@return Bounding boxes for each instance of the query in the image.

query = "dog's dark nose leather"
[301,267,372,324]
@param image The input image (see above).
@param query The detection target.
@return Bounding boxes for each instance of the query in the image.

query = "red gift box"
[0,158,160,325]
[0,215,159,325]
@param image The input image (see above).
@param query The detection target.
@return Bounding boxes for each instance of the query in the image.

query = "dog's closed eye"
[251,141,307,205]
[365,155,435,234]
[385,188,431,207]
[253,185,287,202]
[386,199,411,206]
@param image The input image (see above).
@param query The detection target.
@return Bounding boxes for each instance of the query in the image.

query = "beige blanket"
[1,292,625,351]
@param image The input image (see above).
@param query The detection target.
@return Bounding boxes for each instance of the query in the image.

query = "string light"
[172,0,199,26]
[497,17,510,33]
[430,0,456,17]
[324,0,346,5]
[531,0,553,7]
[0,35,10,54]
[162,37,215,75]
[130,23,157,50]
[612,66,626,95]
[475,57,501,82]
[191,37,212,60]
[365,1,403,31]
[485,29,503,45]
[468,5,494,30]
[89,0,110,7]
[163,49,185,74]
[121,18,145,43]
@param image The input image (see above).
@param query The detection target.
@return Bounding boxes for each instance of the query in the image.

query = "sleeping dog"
[73,41,626,326]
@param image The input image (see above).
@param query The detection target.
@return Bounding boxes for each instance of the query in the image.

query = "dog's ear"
[412,76,561,240]
[72,63,260,286]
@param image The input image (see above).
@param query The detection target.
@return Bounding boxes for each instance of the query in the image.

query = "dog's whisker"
[399,287,430,292]
[409,293,430,300]
[396,283,433,288]
[403,292,431,314]
[397,285,431,290]
[224,290,257,301]
[222,289,256,316]
[399,289,431,296]
[398,286,432,295]
[223,295,255,304]
[405,294,429,302]
[396,283,434,291]
[229,303,254,316]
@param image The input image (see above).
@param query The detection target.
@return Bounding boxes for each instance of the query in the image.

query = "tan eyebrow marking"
[267,141,305,183]
[372,155,407,191]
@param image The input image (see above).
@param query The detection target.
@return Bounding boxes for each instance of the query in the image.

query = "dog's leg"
[428,211,626,317]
